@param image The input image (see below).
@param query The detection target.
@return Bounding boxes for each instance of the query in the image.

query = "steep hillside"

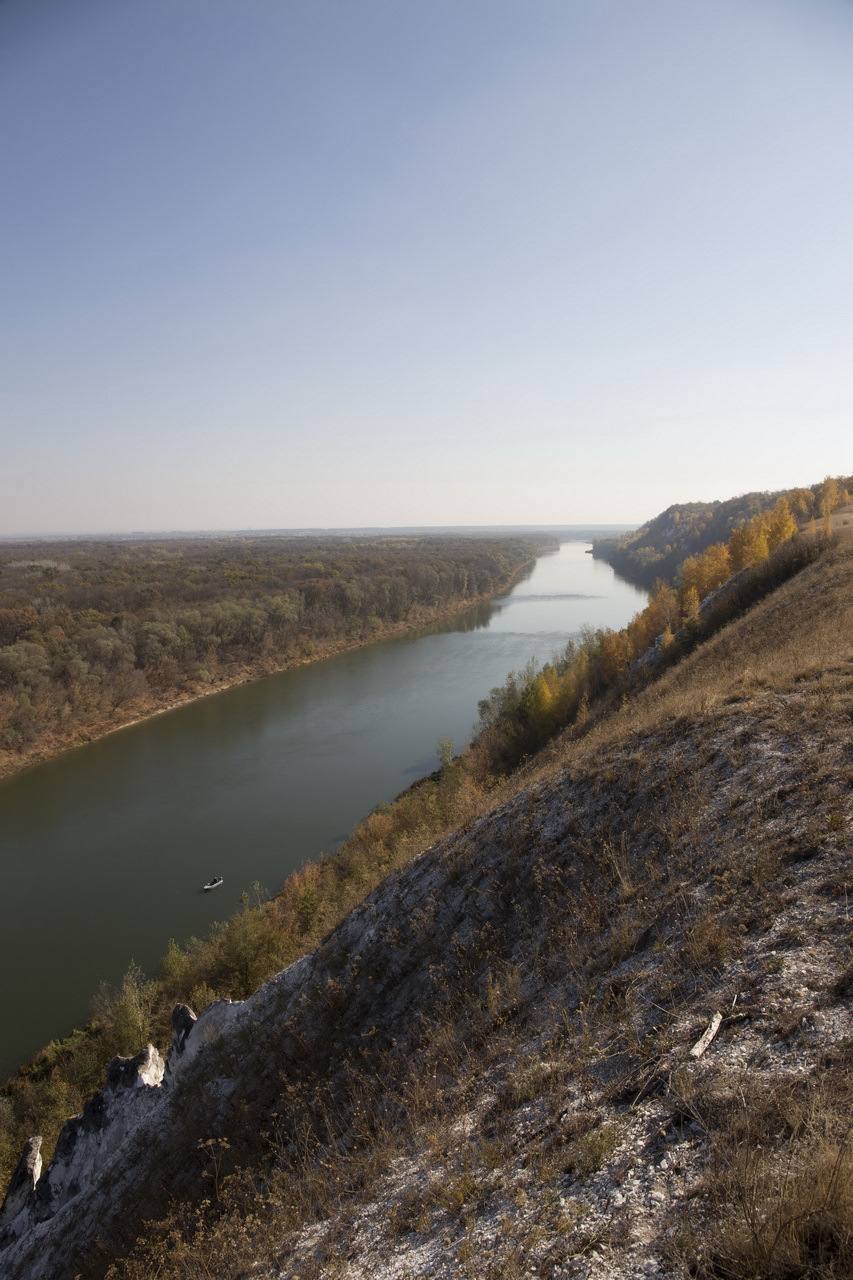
[592,475,850,587]
[2,533,853,1280]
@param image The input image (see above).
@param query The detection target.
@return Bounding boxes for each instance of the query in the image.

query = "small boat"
[203,876,224,892]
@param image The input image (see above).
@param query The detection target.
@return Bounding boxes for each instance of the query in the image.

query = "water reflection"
[417,598,499,634]
[509,592,604,603]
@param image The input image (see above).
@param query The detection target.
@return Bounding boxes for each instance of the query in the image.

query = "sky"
[2,0,852,534]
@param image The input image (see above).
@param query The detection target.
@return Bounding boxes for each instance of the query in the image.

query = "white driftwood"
[689,1011,723,1059]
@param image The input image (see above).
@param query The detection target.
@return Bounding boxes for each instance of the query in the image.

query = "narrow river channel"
[0,541,646,1076]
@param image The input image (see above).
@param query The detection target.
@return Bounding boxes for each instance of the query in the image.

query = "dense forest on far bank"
[592,473,851,586]
[0,533,551,778]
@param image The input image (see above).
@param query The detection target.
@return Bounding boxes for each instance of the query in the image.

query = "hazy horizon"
[4,0,852,534]
[0,521,637,542]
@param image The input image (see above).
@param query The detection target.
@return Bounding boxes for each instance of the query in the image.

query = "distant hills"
[592,476,851,587]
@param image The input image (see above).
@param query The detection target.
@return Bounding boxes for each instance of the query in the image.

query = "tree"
[728,514,769,571]
[635,580,679,651]
[524,666,564,740]
[786,488,814,520]
[766,497,798,552]
[597,628,630,685]
[681,586,701,620]
[817,476,841,518]
[680,543,732,609]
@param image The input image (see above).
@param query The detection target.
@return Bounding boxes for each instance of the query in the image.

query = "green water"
[0,542,645,1075]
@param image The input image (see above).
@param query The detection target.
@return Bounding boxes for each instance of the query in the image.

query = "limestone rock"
[0,1138,42,1237]
[167,1002,198,1069]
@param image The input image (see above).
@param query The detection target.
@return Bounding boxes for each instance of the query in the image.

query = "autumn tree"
[680,586,701,620]
[525,667,560,739]
[728,514,770,572]
[785,488,814,520]
[679,542,731,609]
[628,580,678,655]
[765,497,798,552]
[596,628,630,685]
[817,476,841,518]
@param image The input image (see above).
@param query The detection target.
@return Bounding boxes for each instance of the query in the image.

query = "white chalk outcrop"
[0,999,244,1277]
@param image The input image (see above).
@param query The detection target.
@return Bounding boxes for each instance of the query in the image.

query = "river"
[0,541,645,1076]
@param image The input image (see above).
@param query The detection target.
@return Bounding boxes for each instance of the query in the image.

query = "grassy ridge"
[592,473,850,586]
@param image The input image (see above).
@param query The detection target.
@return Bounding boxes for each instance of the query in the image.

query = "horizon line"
[0,522,638,542]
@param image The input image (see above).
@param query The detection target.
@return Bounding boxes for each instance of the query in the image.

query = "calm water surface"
[0,542,645,1075]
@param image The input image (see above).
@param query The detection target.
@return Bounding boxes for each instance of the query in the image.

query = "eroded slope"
[3,538,853,1280]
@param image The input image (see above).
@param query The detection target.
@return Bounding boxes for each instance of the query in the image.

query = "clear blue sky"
[3,0,852,534]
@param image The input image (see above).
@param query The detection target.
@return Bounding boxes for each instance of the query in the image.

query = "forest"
[592,474,851,586]
[0,533,549,775]
[473,475,851,774]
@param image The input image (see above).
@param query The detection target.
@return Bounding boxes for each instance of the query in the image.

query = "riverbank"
[3,528,851,1280]
[0,539,647,1085]
[0,569,537,783]
[0,538,651,1178]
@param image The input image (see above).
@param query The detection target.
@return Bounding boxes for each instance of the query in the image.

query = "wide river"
[0,541,645,1077]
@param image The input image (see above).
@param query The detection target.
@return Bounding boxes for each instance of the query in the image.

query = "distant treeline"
[472,476,850,775]
[593,474,851,587]
[0,534,548,768]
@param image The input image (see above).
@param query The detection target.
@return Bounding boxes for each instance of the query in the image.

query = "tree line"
[471,479,847,775]
[0,534,549,767]
[593,474,851,587]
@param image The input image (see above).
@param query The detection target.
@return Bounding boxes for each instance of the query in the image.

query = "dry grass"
[538,530,853,778]
[9,532,853,1280]
[684,1072,853,1279]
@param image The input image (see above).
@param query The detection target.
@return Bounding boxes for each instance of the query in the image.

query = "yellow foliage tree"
[597,628,630,685]
[701,542,731,596]
[679,554,701,602]
[679,542,731,610]
[817,476,841,517]
[527,669,557,738]
[786,488,814,520]
[766,497,798,551]
[628,580,679,656]
[681,585,701,620]
[728,514,770,571]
